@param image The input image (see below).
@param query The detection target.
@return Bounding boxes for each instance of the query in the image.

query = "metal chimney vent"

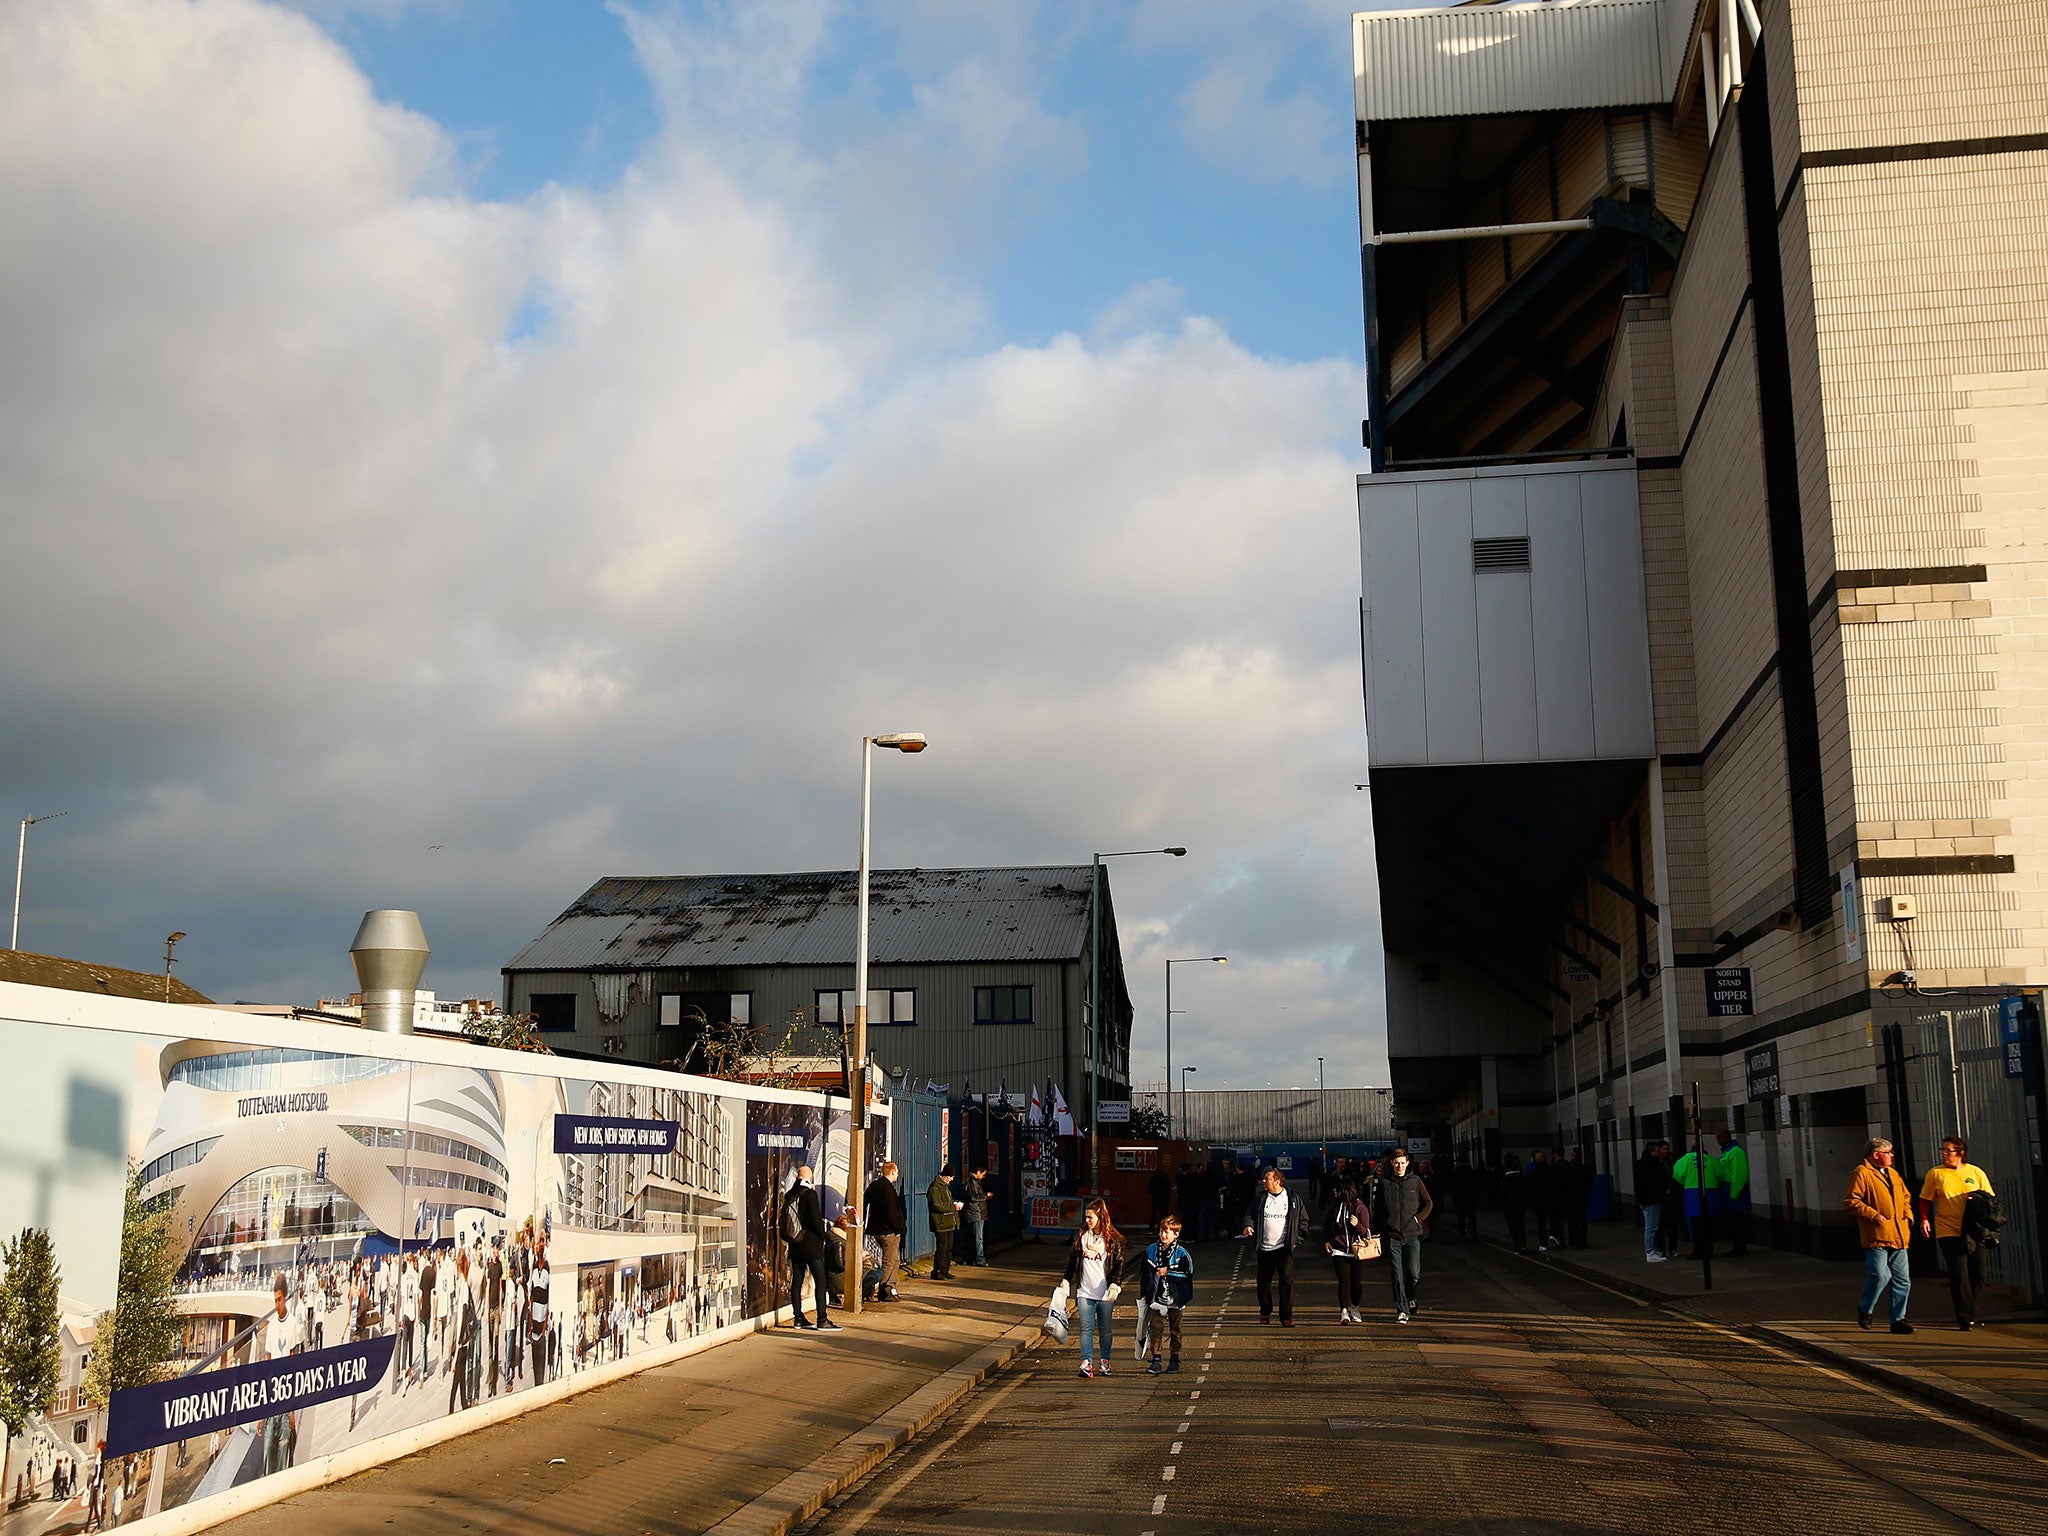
[1472,536,1532,572]
[350,910,429,1034]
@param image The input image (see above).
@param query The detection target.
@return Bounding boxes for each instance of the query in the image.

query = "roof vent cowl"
[350,910,429,1035]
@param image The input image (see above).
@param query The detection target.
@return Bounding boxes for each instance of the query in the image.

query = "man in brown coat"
[1845,1137,1915,1334]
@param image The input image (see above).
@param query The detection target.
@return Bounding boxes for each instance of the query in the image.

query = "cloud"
[0,0,1385,1089]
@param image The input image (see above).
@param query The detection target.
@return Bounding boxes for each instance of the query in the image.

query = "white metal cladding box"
[1358,459,1654,768]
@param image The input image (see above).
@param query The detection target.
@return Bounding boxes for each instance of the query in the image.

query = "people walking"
[1716,1128,1752,1255]
[1500,1154,1529,1251]
[1919,1137,1996,1331]
[1373,1147,1433,1323]
[1141,1215,1195,1374]
[1324,1180,1372,1323]
[961,1164,990,1265]
[1561,1148,1590,1248]
[1449,1156,1478,1241]
[864,1160,907,1300]
[1845,1137,1915,1334]
[1634,1141,1673,1262]
[927,1164,962,1280]
[1147,1164,1173,1227]
[1240,1166,1307,1326]
[1527,1150,1556,1251]
[783,1164,839,1330]
[1064,1198,1125,1378]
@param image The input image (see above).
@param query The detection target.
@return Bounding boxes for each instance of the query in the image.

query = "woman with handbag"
[1324,1180,1374,1324]
[1061,1198,1125,1378]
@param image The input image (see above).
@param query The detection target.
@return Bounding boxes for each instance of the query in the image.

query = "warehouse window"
[658,992,752,1029]
[974,985,1032,1024]
[814,989,917,1026]
[531,993,577,1033]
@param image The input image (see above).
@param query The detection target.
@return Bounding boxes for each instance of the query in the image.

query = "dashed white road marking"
[1171,1441,1183,1455]
[1152,1495,1168,1515]
[1161,1466,1176,1482]
[1177,1421,1190,1433]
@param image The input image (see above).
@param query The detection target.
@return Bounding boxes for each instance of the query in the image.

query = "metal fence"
[1133,1086,1394,1145]
[1904,1004,2043,1302]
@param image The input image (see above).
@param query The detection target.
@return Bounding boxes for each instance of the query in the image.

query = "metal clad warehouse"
[503,866,1135,1116]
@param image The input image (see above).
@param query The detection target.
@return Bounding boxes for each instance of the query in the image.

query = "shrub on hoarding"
[461,1011,552,1054]
[1127,1102,1170,1137]
[668,1008,813,1090]
[0,1226,63,1498]
[85,1170,184,1414]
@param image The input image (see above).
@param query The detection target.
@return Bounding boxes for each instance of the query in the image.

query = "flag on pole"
[1052,1084,1076,1136]
[1027,1085,1045,1126]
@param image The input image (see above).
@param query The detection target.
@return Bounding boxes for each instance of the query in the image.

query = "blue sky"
[1,0,1389,1091]
[318,0,1371,366]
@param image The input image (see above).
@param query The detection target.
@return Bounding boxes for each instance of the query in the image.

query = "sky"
[0,0,1393,1093]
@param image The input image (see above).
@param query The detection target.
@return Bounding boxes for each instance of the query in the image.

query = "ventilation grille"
[1472,536,1531,572]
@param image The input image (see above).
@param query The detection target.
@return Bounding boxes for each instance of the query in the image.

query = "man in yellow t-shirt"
[1918,1137,1995,1330]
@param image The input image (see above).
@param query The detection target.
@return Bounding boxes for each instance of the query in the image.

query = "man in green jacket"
[1671,1141,1723,1259]
[1715,1128,1752,1256]
[927,1164,962,1281]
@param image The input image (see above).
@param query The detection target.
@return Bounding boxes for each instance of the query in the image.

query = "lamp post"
[1164,956,1226,1137]
[848,732,925,1317]
[1089,847,1186,1191]
[1181,1066,1197,1141]
[1317,1056,1326,1170]
[11,810,68,951]
[164,932,186,1003]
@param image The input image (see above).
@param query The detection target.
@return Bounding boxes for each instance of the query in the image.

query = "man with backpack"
[783,1165,839,1330]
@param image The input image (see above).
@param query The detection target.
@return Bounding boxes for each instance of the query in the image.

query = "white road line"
[1171,1441,1183,1455]
[1189,1390,1200,1399]
[1177,1421,1189,1433]
[1161,1466,1176,1482]
[1152,1495,1168,1515]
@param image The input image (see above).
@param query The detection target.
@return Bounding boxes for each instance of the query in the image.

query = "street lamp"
[848,731,925,1317]
[1164,956,1226,1137]
[11,810,69,951]
[1181,1066,1197,1141]
[1317,1056,1326,1170]
[164,932,187,1003]
[1089,847,1186,1191]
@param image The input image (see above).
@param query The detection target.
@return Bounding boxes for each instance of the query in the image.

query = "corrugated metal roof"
[1355,0,1689,122]
[504,866,1099,972]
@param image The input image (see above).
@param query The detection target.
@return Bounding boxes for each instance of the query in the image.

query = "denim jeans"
[1642,1202,1663,1256]
[963,1218,986,1264]
[1077,1297,1113,1364]
[1386,1236,1422,1314]
[1860,1246,1911,1323]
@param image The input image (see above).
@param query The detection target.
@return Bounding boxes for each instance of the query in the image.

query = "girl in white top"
[1059,1199,1126,1379]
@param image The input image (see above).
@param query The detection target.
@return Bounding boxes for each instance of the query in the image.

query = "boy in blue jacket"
[1141,1215,1195,1375]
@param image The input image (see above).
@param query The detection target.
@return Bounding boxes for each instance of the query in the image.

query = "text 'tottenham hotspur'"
[236,1092,330,1117]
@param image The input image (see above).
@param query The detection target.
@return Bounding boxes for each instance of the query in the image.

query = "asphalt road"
[800,1234,2048,1535]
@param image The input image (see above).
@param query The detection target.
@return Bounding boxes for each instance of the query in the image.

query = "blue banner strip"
[107,1335,396,1460]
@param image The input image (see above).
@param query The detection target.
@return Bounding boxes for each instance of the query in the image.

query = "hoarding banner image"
[0,1010,808,1536]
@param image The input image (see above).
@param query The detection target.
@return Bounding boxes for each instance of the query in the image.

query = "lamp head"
[1212,956,1227,964]
[875,732,927,753]
[167,931,187,945]
[1165,847,1187,857]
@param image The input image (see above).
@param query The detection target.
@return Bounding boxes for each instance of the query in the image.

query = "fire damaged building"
[501,866,1134,1118]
